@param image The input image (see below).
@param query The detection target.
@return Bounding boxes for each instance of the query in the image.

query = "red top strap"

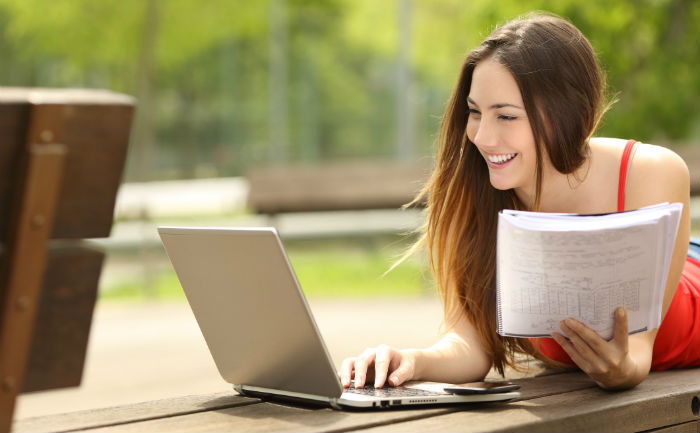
[617,139,637,212]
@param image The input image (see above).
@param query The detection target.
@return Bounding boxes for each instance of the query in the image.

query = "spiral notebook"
[496,202,682,340]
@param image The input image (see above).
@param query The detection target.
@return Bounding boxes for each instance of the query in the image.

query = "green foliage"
[0,0,697,180]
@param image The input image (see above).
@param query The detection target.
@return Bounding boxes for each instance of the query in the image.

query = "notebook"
[157,226,521,409]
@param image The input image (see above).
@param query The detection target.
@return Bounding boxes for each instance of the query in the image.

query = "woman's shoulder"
[587,137,689,209]
[589,137,689,175]
[623,139,689,207]
[629,140,689,180]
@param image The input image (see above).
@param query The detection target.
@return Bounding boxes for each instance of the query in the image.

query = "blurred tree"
[0,0,696,181]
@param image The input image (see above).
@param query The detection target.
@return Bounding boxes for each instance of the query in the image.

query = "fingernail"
[617,307,626,319]
[565,318,576,328]
[390,376,399,386]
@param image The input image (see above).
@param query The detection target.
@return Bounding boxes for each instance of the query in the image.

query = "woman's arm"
[411,313,493,383]
[627,144,691,319]
[553,142,691,389]
[339,313,492,388]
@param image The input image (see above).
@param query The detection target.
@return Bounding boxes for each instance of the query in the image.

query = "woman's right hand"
[339,344,417,388]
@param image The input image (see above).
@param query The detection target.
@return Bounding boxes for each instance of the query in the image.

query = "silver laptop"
[157,226,521,409]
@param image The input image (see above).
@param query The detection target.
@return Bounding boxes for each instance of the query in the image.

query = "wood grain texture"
[360,369,700,433]
[0,96,133,240]
[40,368,691,433]
[0,88,134,433]
[646,420,700,433]
[21,243,103,392]
[13,392,258,433]
[72,400,451,433]
[0,143,67,433]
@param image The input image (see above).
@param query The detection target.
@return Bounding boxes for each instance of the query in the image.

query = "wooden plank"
[13,392,259,433]
[247,160,432,214]
[48,102,132,238]
[360,369,700,433]
[0,103,29,235]
[0,93,133,240]
[0,143,66,433]
[11,369,696,433]
[21,243,103,392]
[18,371,593,433]
[647,420,700,433]
[67,398,452,433]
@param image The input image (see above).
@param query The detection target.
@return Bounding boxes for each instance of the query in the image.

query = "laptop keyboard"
[344,385,445,397]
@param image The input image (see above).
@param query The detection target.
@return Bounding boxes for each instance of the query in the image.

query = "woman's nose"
[472,117,497,149]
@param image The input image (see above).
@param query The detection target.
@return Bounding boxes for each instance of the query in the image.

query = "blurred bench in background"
[247,144,697,217]
[0,88,134,433]
[675,145,699,195]
[246,159,433,215]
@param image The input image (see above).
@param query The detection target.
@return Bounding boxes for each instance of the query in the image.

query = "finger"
[613,307,629,353]
[339,358,356,388]
[388,359,413,387]
[373,345,392,388]
[561,318,609,358]
[353,349,376,388]
[557,321,603,372]
[551,331,594,372]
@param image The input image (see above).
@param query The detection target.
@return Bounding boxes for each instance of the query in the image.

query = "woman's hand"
[551,307,650,389]
[338,344,417,388]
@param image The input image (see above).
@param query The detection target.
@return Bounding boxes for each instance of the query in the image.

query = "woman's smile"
[485,152,518,169]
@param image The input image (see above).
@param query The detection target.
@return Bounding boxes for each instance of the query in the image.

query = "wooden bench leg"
[0,144,66,433]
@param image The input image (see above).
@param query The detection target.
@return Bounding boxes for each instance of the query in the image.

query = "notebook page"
[496,209,675,340]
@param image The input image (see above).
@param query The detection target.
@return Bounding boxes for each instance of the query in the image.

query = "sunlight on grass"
[288,246,428,297]
[99,237,432,301]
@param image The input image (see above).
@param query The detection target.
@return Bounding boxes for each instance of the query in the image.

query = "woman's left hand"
[551,307,641,389]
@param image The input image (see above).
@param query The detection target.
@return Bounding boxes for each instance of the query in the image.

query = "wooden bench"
[247,144,697,216]
[674,145,699,196]
[13,367,699,432]
[0,88,134,433]
[246,159,433,215]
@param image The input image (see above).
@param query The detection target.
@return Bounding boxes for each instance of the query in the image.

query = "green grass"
[99,237,432,301]
[287,245,428,297]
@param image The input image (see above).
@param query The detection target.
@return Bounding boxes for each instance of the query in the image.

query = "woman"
[339,12,698,391]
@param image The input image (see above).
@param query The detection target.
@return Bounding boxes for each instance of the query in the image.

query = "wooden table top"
[14,368,699,433]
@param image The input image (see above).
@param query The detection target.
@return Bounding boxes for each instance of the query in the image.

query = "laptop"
[157,226,521,409]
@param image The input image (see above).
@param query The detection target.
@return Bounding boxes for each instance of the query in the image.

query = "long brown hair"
[410,12,609,375]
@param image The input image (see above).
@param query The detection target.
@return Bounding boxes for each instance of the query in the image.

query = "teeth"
[487,153,517,164]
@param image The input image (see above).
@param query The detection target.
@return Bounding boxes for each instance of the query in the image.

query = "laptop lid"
[158,226,343,398]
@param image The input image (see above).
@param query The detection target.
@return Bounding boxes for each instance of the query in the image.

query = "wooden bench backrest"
[247,159,433,214]
[0,88,134,433]
[247,144,698,216]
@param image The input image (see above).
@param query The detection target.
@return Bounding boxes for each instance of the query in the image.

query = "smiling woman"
[340,11,698,392]
[465,59,537,193]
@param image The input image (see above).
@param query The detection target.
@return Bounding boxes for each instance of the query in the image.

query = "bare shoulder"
[630,141,689,179]
[627,141,690,208]
[589,137,688,171]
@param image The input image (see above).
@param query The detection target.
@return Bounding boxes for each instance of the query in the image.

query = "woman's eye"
[499,115,517,121]
[468,108,481,116]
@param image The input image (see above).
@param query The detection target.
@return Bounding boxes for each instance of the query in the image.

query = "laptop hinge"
[235,384,334,406]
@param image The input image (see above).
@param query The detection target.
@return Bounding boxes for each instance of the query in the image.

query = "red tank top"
[532,139,700,370]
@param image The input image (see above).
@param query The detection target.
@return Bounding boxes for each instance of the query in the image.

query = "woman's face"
[466,57,539,195]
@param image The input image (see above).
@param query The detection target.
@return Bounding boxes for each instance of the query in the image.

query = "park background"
[1,0,698,419]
